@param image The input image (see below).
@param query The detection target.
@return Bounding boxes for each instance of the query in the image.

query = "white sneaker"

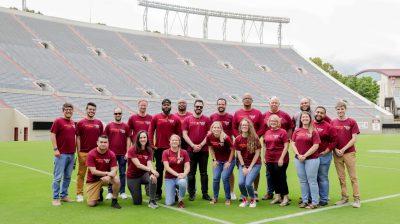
[105,193,113,200]
[239,198,249,207]
[249,199,257,208]
[230,192,237,201]
[76,194,84,203]
[120,193,128,200]
[352,200,361,208]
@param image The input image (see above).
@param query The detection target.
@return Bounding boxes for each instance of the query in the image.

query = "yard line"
[247,193,400,224]
[0,159,233,224]
[357,164,400,172]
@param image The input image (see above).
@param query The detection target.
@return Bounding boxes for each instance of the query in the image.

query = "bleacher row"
[0,8,384,123]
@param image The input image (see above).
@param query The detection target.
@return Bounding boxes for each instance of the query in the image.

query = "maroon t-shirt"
[313,120,337,154]
[126,146,153,179]
[264,128,289,163]
[104,122,130,155]
[234,135,261,167]
[86,148,117,183]
[50,117,76,154]
[210,112,233,137]
[260,110,294,136]
[76,118,103,152]
[331,118,360,153]
[162,148,190,179]
[206,134,234,162]
[175,112,193,126]
[292,128,321,159]
[232,108,263,137]
[148,113,182,149]
[128,114,152,141]
[183,115,211,152]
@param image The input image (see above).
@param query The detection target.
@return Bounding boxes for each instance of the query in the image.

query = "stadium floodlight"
[138,0,290,46]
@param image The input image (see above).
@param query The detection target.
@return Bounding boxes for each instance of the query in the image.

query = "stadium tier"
[0,7,392,140]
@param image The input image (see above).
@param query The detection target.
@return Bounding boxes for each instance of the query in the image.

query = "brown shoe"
[225,199,231,206]
[210,198,217,204]
[52,199,61,206]
[298,202,308,208]
[262,193,274,200]
[61,196,74,202]
[306,204,319,209]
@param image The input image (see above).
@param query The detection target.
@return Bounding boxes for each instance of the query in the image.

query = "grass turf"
[0,134,399,224]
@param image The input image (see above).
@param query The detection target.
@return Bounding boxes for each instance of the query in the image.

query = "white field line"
[0,159,233,224]
[247,194,400,224]
[357,164,400,172]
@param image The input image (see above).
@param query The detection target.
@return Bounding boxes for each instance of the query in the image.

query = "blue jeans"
[213,159,235,200]
[238,164,261,199]
[165,178,187,206]
[108,155,127,194]
[294,158,320,205]
[318,152,332,203]
[52,154,75,199]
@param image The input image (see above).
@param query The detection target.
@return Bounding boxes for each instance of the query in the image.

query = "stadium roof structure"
[355,69,400,78]
[138,0,290,45]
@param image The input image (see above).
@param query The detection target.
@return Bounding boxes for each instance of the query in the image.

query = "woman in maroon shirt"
[291,112,321,209]
[126,131,159,209]
[207,121,235,205]
[263,114,290,206]
[235,118,262,208]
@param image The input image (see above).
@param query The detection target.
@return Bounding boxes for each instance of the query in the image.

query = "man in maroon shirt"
[104,107,130,200]
[183,99,211,201]
[50,103,76,206]
[331,101,361,208]
[260,96,293,200]
[175,99,192,150]
[148,99,182,200]
[76,102,104,202]
[86,135,121,209]
[232,93,263,200]
[209,98,236,200]
[128,99,152,141]
[292,98,331,129]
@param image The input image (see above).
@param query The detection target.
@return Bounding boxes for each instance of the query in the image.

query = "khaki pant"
[76,151,88,195]
[333,152,360,200]
[86,181,106,202]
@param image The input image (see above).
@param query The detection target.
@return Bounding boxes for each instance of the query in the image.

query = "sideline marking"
[0,159,233,224]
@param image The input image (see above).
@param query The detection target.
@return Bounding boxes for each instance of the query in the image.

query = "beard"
[218,107,225,113]
[162,107,171,114]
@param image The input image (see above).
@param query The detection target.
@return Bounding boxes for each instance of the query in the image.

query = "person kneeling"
[86,135,121,209]
[127,131,159,209]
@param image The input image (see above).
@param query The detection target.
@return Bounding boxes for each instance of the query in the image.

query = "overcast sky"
[1,0,399,75]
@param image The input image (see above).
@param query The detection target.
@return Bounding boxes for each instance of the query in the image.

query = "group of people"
[50,93,361,210]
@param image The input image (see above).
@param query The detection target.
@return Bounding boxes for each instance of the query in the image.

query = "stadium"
[0,1,399,224]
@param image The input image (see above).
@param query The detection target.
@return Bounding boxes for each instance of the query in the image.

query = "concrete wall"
[0,108,30,141]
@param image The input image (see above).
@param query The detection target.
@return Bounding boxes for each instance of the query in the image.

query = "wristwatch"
[53,147,58,151]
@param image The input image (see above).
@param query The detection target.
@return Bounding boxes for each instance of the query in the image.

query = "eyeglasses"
[195,106,203,109]
[114,113,122,115]
[243,98,252,100]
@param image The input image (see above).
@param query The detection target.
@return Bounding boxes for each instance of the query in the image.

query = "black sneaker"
[155,194,162,201]
[202,194,211,201]
[111,199,122,209]
[145,185,150,197]
[189,194,196,201]
[319,201,328,206]
[175,188,179,202]
[98,188,104,202]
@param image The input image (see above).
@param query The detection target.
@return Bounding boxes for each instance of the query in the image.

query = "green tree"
[310,57,379,103]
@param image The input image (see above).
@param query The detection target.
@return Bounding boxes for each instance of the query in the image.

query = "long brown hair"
[299,111,314,134]
[239,118,259,153]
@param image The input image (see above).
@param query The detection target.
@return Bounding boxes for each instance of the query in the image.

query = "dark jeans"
[127,173,157,205]
[188,151,209,196]
[154,148,166,196]
[108,155,126,194]
[266,168,274,195]
[266,162,289,195]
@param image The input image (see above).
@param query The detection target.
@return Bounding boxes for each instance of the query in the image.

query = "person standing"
[76,102,104,202]
[149,99,182,200]
[126,131,159,208]
[292,112,321,209]
[235,118,262,208]
[210,98,236,200]
[86,135,121,209]
[104,107,130,200]
[331,101,361,208]
[50,103,76,206]
[313,106,337,206]
[263,115,290,206]
[128,99,152,141]
[183,99,211,201]
[162,135,190,208]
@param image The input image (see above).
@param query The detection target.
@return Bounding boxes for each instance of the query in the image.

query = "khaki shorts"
[86,181,107,202]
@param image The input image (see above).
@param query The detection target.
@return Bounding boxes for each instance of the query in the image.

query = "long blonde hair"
[210,121,227,143]
[239,118,259,153]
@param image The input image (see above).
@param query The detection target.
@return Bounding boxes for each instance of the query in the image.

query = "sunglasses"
[195,106,203,109]
[114,113,122,115]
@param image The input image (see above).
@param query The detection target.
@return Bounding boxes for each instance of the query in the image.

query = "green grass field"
[1,134,399,224]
